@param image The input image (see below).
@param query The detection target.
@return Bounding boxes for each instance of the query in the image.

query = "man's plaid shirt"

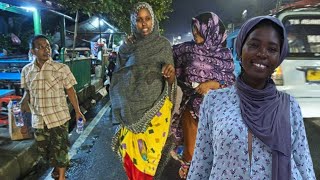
[21,59,77,129]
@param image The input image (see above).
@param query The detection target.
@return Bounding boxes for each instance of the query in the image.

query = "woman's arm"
[187,94,213,179]
[291,98,316,179]
[195,80,220,95]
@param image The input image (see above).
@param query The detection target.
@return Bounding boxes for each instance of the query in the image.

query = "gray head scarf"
[130,2,155,38]
[110,2,174,133]
[235,16,291,180]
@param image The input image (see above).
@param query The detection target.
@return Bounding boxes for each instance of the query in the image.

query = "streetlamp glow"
[20,6,36,12]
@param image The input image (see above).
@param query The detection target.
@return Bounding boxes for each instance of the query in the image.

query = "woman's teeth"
[253,63,266,69]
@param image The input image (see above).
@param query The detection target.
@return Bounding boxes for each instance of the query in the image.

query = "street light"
[242,9,248,20]
[172,35,181,45]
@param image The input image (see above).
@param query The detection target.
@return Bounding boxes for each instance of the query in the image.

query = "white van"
[272,4,320,118]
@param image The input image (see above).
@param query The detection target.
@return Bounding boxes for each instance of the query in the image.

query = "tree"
[54,0,173,33]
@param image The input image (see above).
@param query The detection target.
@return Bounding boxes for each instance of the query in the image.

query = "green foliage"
[0,34,13,53]
[54,0,173,33]
[113,33,125,46]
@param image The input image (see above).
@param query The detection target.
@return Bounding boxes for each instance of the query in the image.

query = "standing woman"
[188,16,316,179]
[170,12,235,178]
[110,2,176,180]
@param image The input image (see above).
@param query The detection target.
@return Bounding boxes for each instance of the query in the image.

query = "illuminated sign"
[307,35,320,43]
[287,19,320,25]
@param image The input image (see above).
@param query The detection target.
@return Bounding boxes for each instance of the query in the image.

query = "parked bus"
[274,4,320,118]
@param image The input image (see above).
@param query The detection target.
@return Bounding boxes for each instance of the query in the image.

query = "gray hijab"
[110,2,174,133]
[235,16,291,180]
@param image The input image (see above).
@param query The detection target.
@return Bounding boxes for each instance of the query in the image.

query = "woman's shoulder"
[287,94,302,118]
[207,85,236,96]
[279,92,300,112]
[204,85,237,104]
[157,36,172,47]
[172,41,194,50]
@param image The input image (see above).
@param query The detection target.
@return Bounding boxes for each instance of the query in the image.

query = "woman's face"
[241,25,281,84]
[136,8,153,36]
[192,26,205,44]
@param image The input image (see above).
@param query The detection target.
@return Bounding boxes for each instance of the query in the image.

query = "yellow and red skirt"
[117,98,172,180]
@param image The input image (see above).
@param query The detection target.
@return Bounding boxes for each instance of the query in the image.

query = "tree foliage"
[54,0,173,33]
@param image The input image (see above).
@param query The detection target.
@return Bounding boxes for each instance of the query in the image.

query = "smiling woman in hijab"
[187,16,316,180]
[170,12,235,178]
[110,2,176,180]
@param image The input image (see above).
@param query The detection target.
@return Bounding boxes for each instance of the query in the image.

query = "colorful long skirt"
[116,98,172,180]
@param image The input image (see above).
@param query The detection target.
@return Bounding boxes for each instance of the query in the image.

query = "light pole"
[276,0,283,13]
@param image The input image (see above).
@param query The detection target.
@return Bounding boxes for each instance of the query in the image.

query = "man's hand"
[20,91,30,112]
[162,64,175,85]
[76,111,86,124]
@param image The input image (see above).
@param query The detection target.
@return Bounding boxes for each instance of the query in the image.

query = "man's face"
[31,38,51,62]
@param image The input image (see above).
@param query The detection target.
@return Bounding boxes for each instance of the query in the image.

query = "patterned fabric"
[21,58,77,129]
[34,122,70,167]
[188,86,316,180]
[110,2,175,133]
[236,76,291,180]
[114,98,172,178]
[171,12,234,143]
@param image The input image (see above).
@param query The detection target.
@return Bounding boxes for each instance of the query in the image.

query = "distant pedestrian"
[110,2,176,180]
[20,34,85,180]
[188,16,316,180]
[52,44,60,60]
[170,12,235,179]
[105,52,116,94]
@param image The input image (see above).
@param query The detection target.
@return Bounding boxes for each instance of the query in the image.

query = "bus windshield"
[283,16,320,57]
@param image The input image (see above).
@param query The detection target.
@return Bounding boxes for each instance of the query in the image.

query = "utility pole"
[276,0,283,13]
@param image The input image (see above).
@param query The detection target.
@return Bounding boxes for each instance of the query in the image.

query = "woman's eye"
[248,43,258,48]
[268,47,278,53]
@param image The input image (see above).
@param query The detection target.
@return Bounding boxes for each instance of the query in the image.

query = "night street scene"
[0,0,319,179]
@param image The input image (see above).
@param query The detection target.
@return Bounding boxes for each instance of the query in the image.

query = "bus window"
[283,16,320,57]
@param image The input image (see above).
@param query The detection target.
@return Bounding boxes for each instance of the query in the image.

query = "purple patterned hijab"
[235,16,291,180]
[173,12,234,118]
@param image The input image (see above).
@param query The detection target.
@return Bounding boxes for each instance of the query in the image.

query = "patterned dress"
[188,86,316,180]
[171,13,235,144]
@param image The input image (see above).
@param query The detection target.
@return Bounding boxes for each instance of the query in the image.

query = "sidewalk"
[0,87,107,180]
[0,127,38,180]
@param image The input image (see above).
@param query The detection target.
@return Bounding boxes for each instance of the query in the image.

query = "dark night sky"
[163,0,244,35]
[162,0,289,38]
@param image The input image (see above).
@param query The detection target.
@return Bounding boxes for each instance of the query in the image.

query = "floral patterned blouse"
[188,85,316,180]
